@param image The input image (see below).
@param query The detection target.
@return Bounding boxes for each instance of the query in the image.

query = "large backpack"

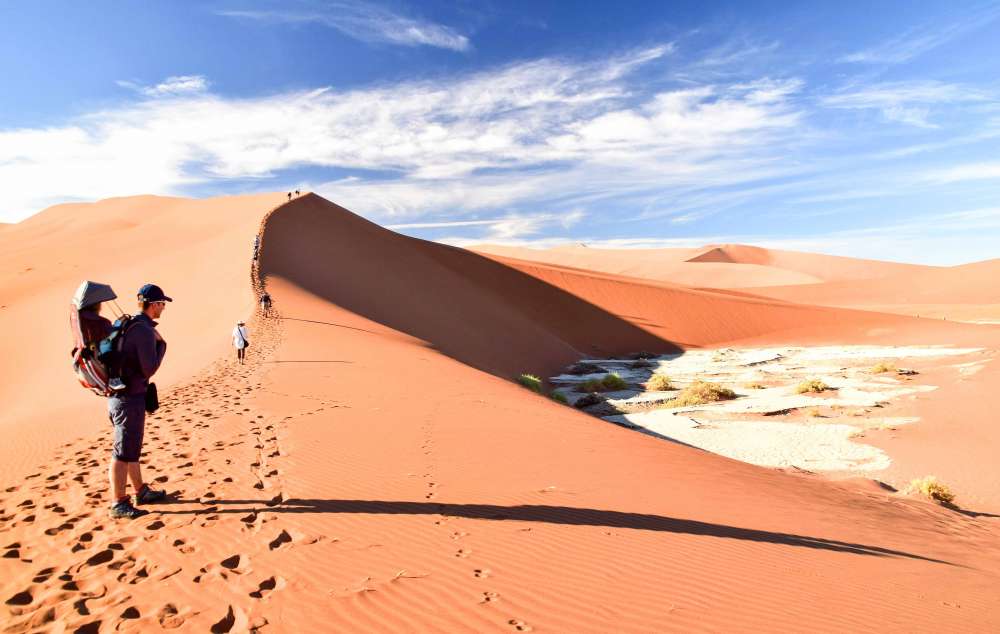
[70,308,138,397]
[69,281,135,396]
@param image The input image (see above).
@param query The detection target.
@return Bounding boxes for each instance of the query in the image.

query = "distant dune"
[473,242,933,289]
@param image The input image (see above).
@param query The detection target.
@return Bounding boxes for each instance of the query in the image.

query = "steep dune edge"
[260,195,982,383]
[0,192,288,481]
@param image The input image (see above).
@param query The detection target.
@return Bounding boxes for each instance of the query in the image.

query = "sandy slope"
[0,193,287,481]
[2,193,1000,632]
[473,243,934,289]
[746,259,1000,322]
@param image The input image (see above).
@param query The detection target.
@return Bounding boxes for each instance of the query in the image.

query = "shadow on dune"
[158,498,952,564]
[258,194,684,381]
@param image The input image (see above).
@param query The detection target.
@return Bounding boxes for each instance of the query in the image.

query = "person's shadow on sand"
[154,497,956,565]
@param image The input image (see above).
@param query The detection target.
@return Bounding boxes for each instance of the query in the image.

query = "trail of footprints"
[0,306,321,632]
[418,406,533,631]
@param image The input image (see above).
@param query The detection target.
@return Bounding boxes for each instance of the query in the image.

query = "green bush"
[517,373,542,393]
[578,372,628,392]
[550,391,568,404]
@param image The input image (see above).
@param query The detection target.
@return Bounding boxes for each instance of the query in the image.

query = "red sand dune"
[2,193,1000,632]
[0,193,287,477]
[473,242,933,289]
[751,258,1000,305]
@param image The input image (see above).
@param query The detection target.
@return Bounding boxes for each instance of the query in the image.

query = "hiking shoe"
[109,499,149,519]
[134,485,167,505]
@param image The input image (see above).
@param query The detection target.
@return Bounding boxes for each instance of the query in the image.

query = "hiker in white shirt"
[232,321,249,365]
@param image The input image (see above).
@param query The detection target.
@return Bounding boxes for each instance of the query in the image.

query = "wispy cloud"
[839,7,1000,64]
[117,75,210,97]
[923,161,1000,184]
[2,43,805,224]
[219,1,470,51]
[820,80,987,127]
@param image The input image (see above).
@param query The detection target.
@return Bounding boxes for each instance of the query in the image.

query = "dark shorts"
[108,394,146,462]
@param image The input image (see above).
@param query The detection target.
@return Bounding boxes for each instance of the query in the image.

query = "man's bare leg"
[110,458,129,501]
[126,461,145,494]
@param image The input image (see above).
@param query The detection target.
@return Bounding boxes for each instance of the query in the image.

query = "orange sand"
[1,194,999,632]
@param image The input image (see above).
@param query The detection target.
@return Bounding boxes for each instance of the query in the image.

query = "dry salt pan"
[553,345,982,473]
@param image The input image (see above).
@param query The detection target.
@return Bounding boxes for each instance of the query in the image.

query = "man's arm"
[134,326,165,378]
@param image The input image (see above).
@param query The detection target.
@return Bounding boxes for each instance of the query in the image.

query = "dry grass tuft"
[668,380,736,408]
[577,372,628,393]
[795,379,830,394]
[807,407,822,417]
[743,382,766,390]
[517,374,542,393]
[645,374,674,391]
[871,362,897,374]
[906,476,956,504]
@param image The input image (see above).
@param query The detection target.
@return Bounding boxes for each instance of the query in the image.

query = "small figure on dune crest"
[233,320,250,365]
[287,191,292,201]
[295,189,300,196]
[260,291,272,317]
[253,234,260,261]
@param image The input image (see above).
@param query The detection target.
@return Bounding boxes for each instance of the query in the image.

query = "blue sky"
[1,1,999,264]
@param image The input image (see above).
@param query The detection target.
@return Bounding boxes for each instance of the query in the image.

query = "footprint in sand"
[508,619,533,631]
[158,603,185,629]
[481,591,501,603]
[455,548,472,558]
[220,554,250,574]
[268,530,293,551]
[249,575,286,599]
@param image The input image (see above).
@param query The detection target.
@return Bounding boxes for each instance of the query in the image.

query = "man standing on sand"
[107,283,171,519]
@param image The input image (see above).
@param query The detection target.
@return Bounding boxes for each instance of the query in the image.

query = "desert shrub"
[645,374,674,391]
[795,379,830,394]
[577,372,628,393]
[669,380,736,408]
[743,382,766,389]
[574,393,605,409]
[906,476,955,504]
[517,374,542,393]
[550,391,568,404]
[807,407,822,417]
[871,362,897,374]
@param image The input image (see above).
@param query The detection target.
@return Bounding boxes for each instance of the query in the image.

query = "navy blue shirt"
[120,313,167,395]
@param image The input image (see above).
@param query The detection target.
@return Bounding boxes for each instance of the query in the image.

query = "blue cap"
[138,283,173,302]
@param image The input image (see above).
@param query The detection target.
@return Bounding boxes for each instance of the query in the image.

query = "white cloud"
[219,1,470,52]
[840,8,1000,64]
[1,44,805,222]
[821,80,987,127]
[924,162,1000,184]
[117,75,209,97]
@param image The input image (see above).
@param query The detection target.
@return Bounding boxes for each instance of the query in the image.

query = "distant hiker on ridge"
[260,291,272,317]
[287,192,292,201]
[107,284,171,519]
[233,320,249,365]
[294,189,300,196]
[253,234,260,261]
